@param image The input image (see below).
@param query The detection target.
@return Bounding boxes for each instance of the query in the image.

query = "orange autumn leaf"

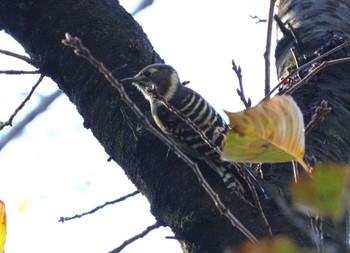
[222,95,309,173]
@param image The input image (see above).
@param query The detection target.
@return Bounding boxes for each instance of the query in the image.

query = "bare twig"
[0,70,41,75]
[132,0,154,16]
[273,14,289,37]
[261,40,350,102]
[232,59,251,108]
[249,15,267,23]
[316,216,324,250]
[291,160,299,183]
[0,89,62,150]
[109,221,161,253]
[305,100,332,134]
[0,49,39,67]
[286,57,350,95]
[62,33,258,242]
[181,80,190,86]
[309,214,324,251]
[58,191,140,223]
[263,0,277,97]
[0,74,44,131]
[287,23,302,52]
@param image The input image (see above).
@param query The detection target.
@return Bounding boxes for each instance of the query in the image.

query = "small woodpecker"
[122,63,266,201]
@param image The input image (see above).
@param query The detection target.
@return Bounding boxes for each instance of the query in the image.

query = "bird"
[121,63,266,201]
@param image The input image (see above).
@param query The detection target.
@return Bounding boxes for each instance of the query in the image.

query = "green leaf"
[290,163,350,221]
[227,236,316,253]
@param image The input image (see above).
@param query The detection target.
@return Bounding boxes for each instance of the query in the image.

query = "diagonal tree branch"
[0,89,62,150]
[62,33,259,243]
[0,74,44,131]
[58,190,140,222]
[0,49,39,67]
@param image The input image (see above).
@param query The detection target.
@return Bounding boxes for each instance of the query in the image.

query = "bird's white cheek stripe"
[163,72,179,100]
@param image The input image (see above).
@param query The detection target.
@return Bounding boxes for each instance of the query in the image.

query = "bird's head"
[121,64,181,102]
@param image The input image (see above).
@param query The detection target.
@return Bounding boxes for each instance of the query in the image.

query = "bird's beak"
[120,76,138,84]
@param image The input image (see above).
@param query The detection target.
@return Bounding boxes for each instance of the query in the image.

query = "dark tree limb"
[1,0,350,252]
[62,33,258,242]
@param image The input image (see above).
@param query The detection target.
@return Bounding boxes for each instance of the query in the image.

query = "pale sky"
[0,1,276,252]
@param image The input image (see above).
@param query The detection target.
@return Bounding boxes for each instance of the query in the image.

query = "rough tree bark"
[0,0,349,252]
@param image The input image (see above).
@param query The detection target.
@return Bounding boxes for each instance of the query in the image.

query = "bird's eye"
[143,70,151,77]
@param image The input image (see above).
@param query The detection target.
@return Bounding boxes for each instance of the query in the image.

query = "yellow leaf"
[290,163,350,222]
[0,200,6,253]
[227,236,315,253]
[222,95,308,172]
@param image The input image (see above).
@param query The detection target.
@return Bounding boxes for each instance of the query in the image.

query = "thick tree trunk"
[274,1,350,250]
[0,0,349,252]
[276,0,350,164]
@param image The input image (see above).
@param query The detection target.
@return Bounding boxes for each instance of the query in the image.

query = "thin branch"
[292,160,299,183]
[109,221,161,253]
[58,191,140,223]
[62,33,258,242]
[261,40,350,102]
[0,89,62,150]
[315,216,324,251]
[263,0,276,97]
[287,23,302,52]
[0,70,41,75]
[0,49,39,67]
[249,15,267,23]
[286,57,350,95]
[132,0,154,16]
[273,14,289,38]
[308,214,324,251]
[232,59,251,108]
[0,74,45,131]
[304,100,332,134]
